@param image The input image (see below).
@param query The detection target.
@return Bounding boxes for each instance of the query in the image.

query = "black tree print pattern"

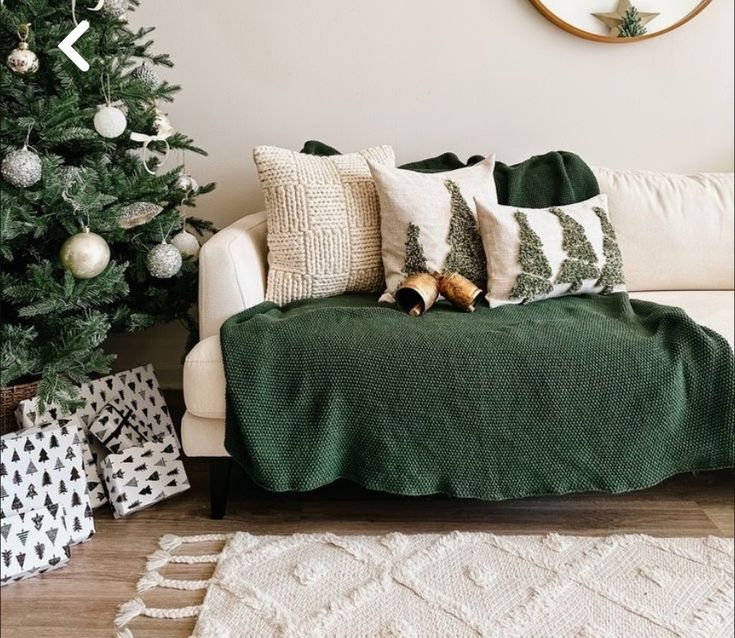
[443,180,487,288]
[509,212,554,303]
[551,207,600,293]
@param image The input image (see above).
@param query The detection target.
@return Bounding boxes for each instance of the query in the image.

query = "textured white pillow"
[476,194,627,307]
[254,145,395,305]
[368,156,497,299]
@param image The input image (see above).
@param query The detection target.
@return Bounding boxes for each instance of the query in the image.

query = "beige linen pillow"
[368,156,497,299]
[475,194,627,307]
[254,145,395,305]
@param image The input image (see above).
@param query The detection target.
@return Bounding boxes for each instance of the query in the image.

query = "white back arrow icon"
[59,20,90,72]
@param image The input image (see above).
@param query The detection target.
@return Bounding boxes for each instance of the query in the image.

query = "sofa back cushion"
[593,167,734,292]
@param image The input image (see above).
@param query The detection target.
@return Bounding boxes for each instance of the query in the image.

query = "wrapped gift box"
[17,364,182,509]
[89,398,149,453]
[14,408,107,509]
[0,424,95,545]
[0,505,72,586]
[101,442,189,518]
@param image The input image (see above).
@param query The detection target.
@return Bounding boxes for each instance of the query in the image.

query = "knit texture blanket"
[301,141,599,207]
[222,294,734,499]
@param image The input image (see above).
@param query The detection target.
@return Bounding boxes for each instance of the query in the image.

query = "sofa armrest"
[199,212,268,339]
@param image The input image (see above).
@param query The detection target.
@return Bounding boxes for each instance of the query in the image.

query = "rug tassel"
[159,533,231,552]
[116,628,134,638]
[137,569,212,593]
[115,597,202,628]
[115,598,146,627]
[136,570,164,592]
[146,549,172,571]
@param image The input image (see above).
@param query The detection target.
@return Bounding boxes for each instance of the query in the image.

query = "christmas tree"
[509,212,553,303]
[443,180,486,288]
[593,206,626,293]
[0,1,215,411]
[403,222,428,276]
[551,208,600,293]
[617,6,647,38]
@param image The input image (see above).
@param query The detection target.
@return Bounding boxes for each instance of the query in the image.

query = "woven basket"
[1,380,40,436]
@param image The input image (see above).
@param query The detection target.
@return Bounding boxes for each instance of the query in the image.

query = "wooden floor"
[0,461,732,638]
[1,392,733,636]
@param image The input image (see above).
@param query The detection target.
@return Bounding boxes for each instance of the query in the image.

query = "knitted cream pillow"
[254,145,395,305]
[475,194,627,307]
[368,156,497,300]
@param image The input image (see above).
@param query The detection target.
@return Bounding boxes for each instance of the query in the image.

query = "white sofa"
[182,168,734,464]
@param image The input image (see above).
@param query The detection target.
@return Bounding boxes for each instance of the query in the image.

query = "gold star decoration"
[592,0,659,37]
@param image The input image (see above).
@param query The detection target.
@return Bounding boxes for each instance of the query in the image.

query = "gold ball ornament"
[59,228,111,279]
[94,105,127,139]
[7,40,39,75]
[170,230,200,259]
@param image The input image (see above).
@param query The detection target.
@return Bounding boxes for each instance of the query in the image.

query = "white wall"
[110,0,734,386]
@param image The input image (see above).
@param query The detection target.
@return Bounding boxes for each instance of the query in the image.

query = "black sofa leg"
[210,457,232,520]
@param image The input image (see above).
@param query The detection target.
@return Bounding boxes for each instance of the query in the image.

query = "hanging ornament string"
[159,217,180,244]
[61,187,91,232]
[101,72,112,106]
[130,105,173,175]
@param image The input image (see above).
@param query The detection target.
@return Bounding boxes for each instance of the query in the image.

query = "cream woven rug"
[116,532,734,637]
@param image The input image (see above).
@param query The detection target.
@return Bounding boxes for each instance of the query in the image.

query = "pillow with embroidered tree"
[474,194,626,307]
[368,156,497,301]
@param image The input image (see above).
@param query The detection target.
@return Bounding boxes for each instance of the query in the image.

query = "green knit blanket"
[222,294,734,499]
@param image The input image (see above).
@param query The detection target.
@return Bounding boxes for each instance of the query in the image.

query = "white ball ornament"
[146,241,182,279]
[170,230,200,259]
[1,147,42,188]
[94,105,127,139]
[59,228,111,279]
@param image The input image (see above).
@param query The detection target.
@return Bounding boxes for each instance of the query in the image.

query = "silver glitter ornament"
[170,229,200,259]
[59,228,111,279]
[7,25,39,75]
[131,62,162,90]
[103,0,128,18]
[146,241,182,279]
[118,202,163,229]
[1,146,42,188]
[174,172,199,193]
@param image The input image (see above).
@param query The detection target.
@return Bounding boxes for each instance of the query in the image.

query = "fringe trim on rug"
[115,533,231,637]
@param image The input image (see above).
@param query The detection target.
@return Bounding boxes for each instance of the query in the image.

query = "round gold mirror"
[529,0,712,43]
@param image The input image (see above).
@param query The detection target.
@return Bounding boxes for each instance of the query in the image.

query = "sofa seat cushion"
[630,291,733,347]
[183,291,734,422]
